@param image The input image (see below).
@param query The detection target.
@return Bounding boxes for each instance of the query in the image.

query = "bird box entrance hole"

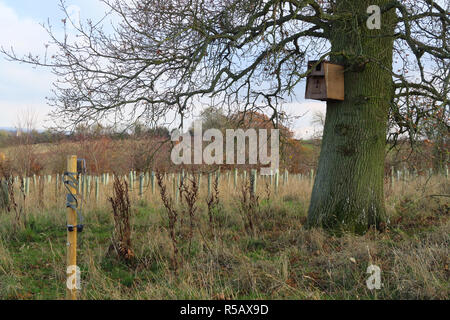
[305,60,344,101]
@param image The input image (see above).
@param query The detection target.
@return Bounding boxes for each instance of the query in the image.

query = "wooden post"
[66,155,78,300]
[234,168,238,188]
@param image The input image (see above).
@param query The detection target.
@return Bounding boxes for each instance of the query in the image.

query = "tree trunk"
[307,0,396,234]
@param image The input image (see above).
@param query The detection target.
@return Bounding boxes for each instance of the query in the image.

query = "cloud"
[0,1,51,54]
[0,1,55,129]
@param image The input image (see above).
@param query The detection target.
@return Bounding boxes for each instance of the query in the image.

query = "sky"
[0,0,326,138]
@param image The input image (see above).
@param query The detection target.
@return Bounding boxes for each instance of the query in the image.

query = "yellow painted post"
[66,155,78,300]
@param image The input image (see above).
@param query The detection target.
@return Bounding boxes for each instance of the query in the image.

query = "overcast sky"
[0,0,326,138]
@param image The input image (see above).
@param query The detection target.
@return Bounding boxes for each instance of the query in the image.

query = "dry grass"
[0,171,448,299]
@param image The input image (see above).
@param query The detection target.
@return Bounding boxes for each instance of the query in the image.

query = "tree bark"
[307,0,396,234]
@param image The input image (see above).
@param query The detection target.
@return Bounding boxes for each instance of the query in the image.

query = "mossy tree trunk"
[307,0,396,234]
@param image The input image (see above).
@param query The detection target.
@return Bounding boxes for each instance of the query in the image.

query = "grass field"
[0,171,448,299]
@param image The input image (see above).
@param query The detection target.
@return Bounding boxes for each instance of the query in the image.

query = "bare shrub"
[0,179,9,211]
[180,173,199,255]
[264,180,271,201]
[238,175,260,238]
[108,175,134,262]
[156,172,179,271]
[0,162,26,232]
[206,174,220,232]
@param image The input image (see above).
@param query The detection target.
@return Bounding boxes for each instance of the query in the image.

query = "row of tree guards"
[7,166,448,202]
[14,169,308,199]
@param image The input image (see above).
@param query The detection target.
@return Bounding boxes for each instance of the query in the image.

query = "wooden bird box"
[305,60,345,101]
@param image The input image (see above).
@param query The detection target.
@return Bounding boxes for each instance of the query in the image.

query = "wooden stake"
[66,155,78,300]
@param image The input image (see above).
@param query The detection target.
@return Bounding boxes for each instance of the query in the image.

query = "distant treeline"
[0,124,171,148]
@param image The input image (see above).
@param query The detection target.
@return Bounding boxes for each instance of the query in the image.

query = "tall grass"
[0,171,448,299]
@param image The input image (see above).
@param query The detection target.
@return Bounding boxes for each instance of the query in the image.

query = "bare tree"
[310,110,325,140]
[2,0,448,233]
